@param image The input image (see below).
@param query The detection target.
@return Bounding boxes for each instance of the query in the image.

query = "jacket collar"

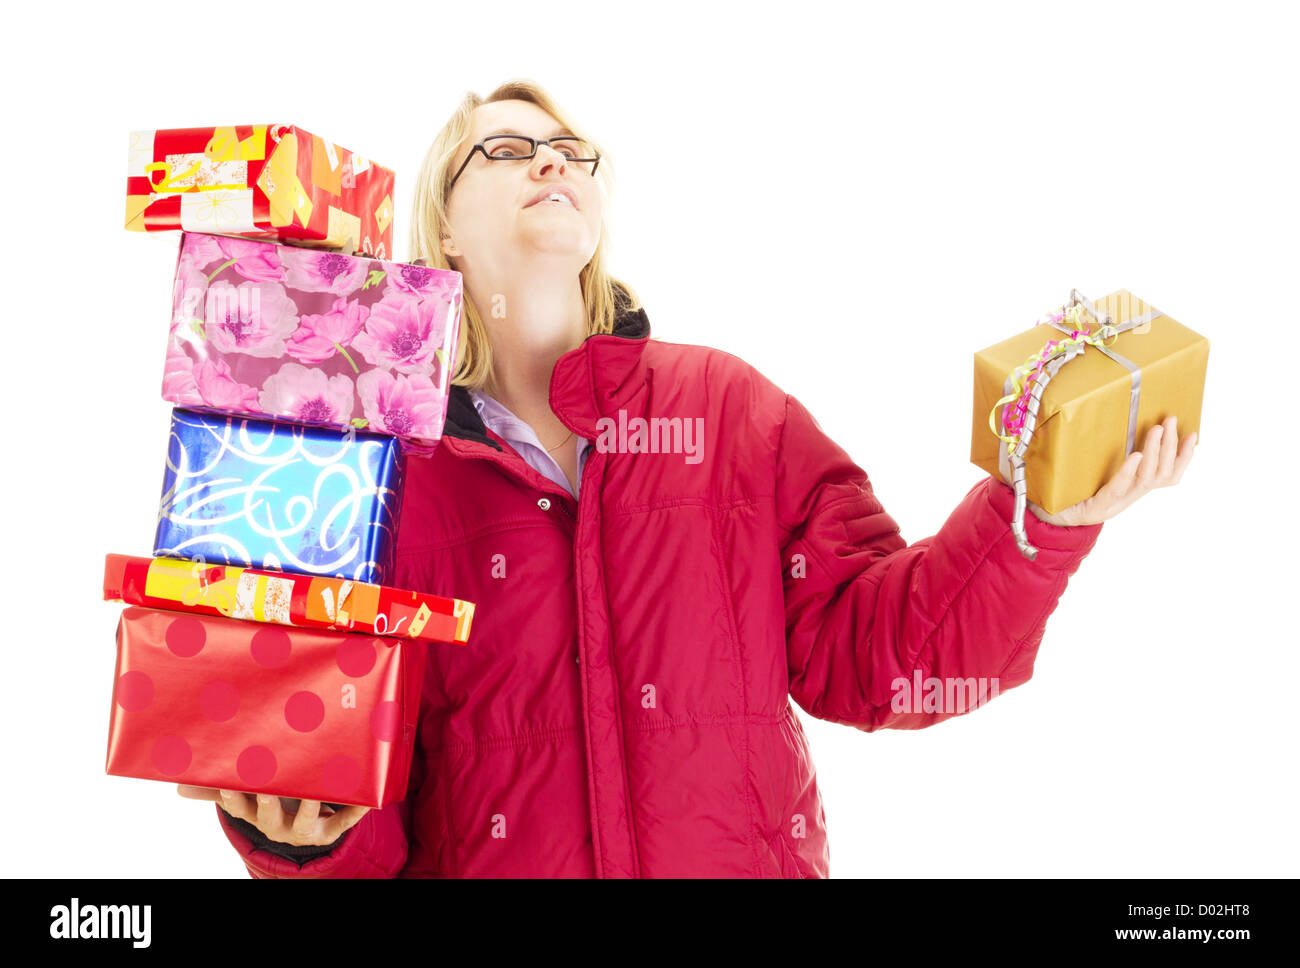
[441,291,652,452]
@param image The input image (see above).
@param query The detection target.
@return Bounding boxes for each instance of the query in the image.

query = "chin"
[526,229,595,256]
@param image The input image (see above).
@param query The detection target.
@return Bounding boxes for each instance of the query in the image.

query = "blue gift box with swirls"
[154,409,404,583]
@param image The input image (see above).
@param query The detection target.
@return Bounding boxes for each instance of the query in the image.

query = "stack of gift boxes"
[104,123,470,809]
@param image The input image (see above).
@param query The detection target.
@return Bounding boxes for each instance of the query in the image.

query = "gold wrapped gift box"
[970,289,1209,515]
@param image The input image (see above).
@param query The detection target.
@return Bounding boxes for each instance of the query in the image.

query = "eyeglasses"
[448,135,601,191]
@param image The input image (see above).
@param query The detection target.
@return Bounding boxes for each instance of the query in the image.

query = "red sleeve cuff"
[982,476,1104,557]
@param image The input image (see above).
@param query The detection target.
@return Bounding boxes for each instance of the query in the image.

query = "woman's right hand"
[177,785,371,846]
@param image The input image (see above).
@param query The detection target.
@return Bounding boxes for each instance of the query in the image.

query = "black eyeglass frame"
[448,135,601,191]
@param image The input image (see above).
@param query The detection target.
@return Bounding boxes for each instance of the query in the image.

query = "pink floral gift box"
[165,232,462,453]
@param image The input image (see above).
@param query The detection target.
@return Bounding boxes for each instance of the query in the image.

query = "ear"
[440,236,461,259]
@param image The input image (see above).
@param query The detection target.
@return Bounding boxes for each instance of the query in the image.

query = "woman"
[181,80,1197,877]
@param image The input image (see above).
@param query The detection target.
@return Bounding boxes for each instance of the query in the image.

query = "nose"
[531,143,569,178]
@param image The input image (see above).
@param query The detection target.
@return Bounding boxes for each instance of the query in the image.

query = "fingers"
[255,793,287,836]
[180,783,358,846]
[1112,448,1145,493]
[291,798,323,842]
[1124,448,1145,480]
[1030,416,1196,527]
[321,805,372,843]
[180,785,363,847]
[1169,428,1198,485]
[275,797,356,846]
[216,789,256,822]
[1105,417,1196,507]
[1144,416,1198,489]
[286,799,367,846]
[1154,416,1181,483]
[253,793,317,845]
[1094,447,1143,505]
[176,784,222,802]
[1135,422,1164,491]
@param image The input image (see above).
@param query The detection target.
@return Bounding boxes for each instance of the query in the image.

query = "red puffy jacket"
[216,296,1103,877]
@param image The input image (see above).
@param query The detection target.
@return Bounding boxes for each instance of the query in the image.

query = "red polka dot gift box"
[106,606,427,808]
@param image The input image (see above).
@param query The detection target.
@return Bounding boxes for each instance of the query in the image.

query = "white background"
[1,0,1295,878]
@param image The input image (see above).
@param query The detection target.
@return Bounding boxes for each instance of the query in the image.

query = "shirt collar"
[442,290,651,453]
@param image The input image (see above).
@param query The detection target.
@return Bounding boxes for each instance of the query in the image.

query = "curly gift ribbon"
[986,290,1159,562]
[988,303,1114,448]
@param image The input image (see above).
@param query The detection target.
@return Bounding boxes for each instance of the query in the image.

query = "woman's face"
[443,100,602,277]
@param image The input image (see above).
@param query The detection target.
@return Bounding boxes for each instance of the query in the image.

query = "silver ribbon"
[1000,289,1163,561]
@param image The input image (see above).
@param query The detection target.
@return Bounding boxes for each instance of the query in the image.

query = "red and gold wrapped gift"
[125,124,395,257]
[104,554,474,646]
[106,606,426,807]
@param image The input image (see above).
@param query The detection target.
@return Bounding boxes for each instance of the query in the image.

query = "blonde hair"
[410,79,642,392]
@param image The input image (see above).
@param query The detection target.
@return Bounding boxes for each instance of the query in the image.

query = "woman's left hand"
[1022,415,1198,527]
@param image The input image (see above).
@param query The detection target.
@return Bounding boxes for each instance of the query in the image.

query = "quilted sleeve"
[776,392,1103,731]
